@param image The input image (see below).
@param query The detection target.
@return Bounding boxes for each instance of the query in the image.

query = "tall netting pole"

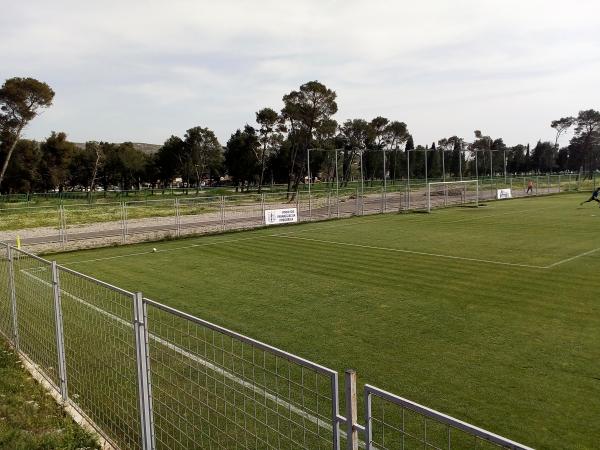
[406,150,411,210]
[360,150,365,215]
[335,150,340,218]
[307,148,312,221]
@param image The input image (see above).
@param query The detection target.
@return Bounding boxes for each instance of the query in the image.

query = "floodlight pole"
[424,148,428,186]
[503,149,507,183]
[406,149,411,210]
[441,149,446,182]
[489,149,493,192]
[335,149,340,217]
[307,148,311,220]
[382,147,387,193]
[360,150,364,214]
[475,150,479,183]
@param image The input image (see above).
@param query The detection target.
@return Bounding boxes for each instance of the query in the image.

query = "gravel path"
[1,187,546,253]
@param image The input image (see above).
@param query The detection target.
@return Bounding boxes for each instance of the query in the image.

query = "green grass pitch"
[52,193,600,449]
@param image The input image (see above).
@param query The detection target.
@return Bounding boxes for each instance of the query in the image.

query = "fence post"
[308,189,312,220]
[57,206,63,245]
[444,183,448,207]
[121,202,128,243]
[51,261,68,401]
[133,293,155,450]
[6,246,19,350]
[364,388,373,450]
[220,196,225,231]
[58,205,67,246]
[427,183,431,213]
[296,191,301,222]
[261,194,266,225]
[175,198,181,237]
[327,191,331,219]
[62,205,68,244]
[345,370,359,450]
[355,187,359,216]
[57,206,62,245]
[332,373,341,450]
[568,173,571,191]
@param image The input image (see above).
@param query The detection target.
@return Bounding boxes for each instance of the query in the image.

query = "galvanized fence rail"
[1,173,595,251]
[0,242,534,449]
[363,384,533,450]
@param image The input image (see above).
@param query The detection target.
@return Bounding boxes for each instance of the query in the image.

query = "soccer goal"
[427,180,479,212]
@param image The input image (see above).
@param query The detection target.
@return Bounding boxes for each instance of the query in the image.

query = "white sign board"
[265,208,298,225]
[496,188,513,200]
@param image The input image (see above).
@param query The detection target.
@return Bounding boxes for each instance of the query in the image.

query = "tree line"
[1,77,599,194]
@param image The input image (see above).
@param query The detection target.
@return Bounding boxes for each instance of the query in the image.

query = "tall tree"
[507,144,527,174]
[531,141,556,173]
[67,145,95,190]
[438,136,464,178]
[280,81,338,195]
[572,109,600,174]
[339,119,373,185]
[385,121,409,182]
[0,78,55,188]
[405,134,416,177]
[157,136,185,186]
[255,108,282,193]
[183,127,223,187]
[312,118,339,184]
[38,132,77,192]
[87,142,104,191]
[0,139,41,193]
[471,130,493,176]
[550,116,574,150]
[224,126,260,191]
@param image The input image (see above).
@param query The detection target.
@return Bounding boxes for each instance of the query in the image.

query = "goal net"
[427,180,479,212]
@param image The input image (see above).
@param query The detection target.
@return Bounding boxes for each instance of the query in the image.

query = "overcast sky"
[2,0,599,148]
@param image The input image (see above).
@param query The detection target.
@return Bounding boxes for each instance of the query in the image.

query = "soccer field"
[52,193,600,449]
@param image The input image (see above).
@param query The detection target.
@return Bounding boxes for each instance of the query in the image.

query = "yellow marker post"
[16,235,21,250]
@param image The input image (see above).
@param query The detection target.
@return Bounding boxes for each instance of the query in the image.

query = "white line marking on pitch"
[545,247,600,268]
[274,205,558,238]
[271,235,547,269]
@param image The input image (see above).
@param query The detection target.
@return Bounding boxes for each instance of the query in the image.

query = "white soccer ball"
[152,248,157,252]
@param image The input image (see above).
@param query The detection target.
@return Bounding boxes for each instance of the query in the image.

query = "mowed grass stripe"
[51,194,600,449]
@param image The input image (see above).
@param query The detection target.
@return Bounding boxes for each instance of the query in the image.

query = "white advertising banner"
[265,208,298,225]
[496,188,513,200]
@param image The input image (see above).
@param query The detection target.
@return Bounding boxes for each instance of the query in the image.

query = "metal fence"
[0,242,534,450]
[3,173,595,251]
[364,385,530,450]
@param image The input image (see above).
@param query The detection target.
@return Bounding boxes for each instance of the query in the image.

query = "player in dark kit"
[580,188,600,207]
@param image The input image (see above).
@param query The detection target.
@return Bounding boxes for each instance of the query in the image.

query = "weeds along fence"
[2,173,594,251]
[0,242,534,450]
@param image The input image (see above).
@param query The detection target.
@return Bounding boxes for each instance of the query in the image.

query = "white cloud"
[1,0,599,147]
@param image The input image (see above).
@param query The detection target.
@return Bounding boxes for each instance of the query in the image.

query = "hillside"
[73,142,161,154]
